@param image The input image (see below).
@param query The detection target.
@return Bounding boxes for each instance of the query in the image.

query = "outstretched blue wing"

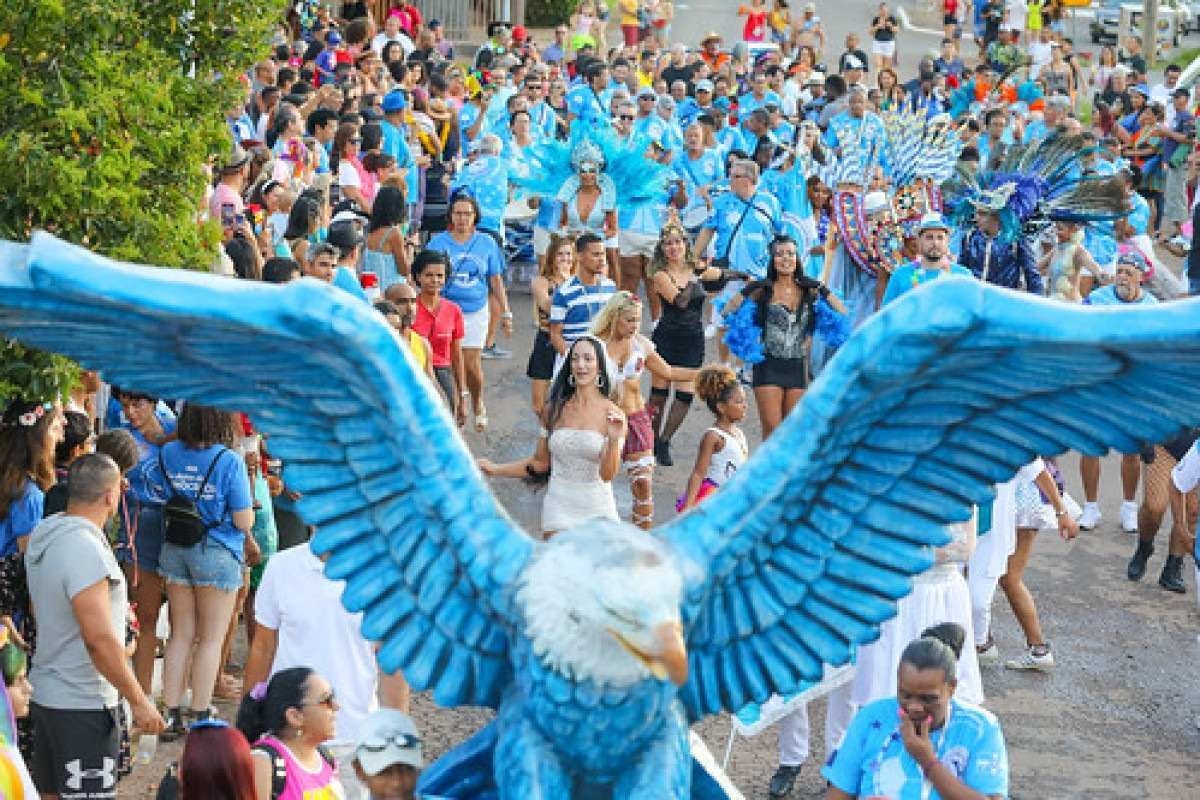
[659,278,1200,720]
[0,233,532,708]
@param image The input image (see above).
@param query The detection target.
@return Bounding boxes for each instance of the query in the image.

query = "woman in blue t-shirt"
[824,623,1009,800]
[113,387,178,696]
[151,404,253,740]
[0,400,64,648]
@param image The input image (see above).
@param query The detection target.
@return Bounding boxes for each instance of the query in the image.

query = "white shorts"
[871,40,896,57]
[619,229,658,258]
[462,306,490,349]
[533,226,552,257]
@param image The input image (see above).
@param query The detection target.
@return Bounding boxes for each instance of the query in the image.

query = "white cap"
[864,191,889,213]
[354,710,423,775]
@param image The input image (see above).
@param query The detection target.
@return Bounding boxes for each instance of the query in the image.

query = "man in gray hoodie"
[25,453,164,800]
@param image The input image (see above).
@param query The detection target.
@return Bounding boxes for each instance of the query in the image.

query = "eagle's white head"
[517,519,688,687]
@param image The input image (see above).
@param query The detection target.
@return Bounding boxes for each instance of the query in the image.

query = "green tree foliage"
[527,0,579,27]
[0,0,283,404]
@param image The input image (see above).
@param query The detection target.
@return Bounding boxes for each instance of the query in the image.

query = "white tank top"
[704,427,748,486]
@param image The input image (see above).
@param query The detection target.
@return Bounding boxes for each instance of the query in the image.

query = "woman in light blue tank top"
[362,186,409,288]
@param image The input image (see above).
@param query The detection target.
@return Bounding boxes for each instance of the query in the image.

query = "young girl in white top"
[679,365,749,511]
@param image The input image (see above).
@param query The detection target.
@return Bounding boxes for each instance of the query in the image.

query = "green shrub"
[527,0,579,27]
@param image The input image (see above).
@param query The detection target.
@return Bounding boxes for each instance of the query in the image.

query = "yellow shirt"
[406,329,429,371]
[619,0,640,26]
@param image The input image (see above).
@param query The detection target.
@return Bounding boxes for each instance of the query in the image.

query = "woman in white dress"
[852,513,985,708]
[479,335,626,539]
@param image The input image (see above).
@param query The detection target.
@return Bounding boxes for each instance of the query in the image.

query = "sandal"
[475,406,488,432]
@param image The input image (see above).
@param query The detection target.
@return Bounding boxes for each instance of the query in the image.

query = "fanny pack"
[159,448,228,547]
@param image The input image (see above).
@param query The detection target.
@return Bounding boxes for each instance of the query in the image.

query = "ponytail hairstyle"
[899,622,965,683]
[235,667,314,743]
[695,365,739,415]
[920,622,966,660]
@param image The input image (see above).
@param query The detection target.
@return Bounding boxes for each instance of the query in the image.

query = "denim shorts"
[159,539,244,592]
[116,501,165,575]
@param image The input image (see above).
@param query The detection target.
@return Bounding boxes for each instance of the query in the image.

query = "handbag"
[159,448,228,547]
[712,199,757,268]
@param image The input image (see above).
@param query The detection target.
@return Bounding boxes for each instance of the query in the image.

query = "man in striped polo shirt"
[548,233,617,367]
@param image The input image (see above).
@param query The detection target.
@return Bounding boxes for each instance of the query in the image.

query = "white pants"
[968,569,1002,647]
[777,681,855,767]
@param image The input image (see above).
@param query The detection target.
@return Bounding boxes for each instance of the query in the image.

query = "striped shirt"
[549,275,617,343]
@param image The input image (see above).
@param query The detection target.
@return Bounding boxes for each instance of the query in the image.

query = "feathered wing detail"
[658,279,1200,721]
[881,108,962,188]
[0,234,533,709]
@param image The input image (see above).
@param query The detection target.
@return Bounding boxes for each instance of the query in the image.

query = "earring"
[567,374,575,387]
[296,726,304,739]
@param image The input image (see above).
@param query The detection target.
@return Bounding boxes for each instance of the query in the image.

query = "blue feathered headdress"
[945,131,1130,244]
[509,124,671,208]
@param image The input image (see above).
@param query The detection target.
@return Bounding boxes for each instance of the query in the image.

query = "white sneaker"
[1120,501,1139,533]
[976,641,999,666]
[1078,503,1102,530]
[1004,646,1055,671]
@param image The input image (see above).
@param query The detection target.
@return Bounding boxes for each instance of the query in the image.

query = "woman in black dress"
[648,222,730,466]
[722,235,845,438]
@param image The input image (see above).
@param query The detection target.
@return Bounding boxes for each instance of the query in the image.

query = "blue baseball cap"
[381,90,408,113]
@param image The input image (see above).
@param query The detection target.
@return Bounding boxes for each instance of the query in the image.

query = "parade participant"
[557,142,618,243]
[959,208,1044,294]
[822,86,886,161]
[352,710,425,800]
[566,61,613,129]
[1039,220,1104,301]
[824,625,1009,800]
[410,249,467,424]
[591,292,697,528]
[237,667,344,800]
[548,234,618,366]
[648,223,734,467]
[883,212,974,303]
[981,465,1078,671]
[426,194,512,432]
[721,236,847,438]
[25,455,165,799]
[1166,441,1200,597]
[478,335,625,539]
[694,159,782,366]
[680,365,748,511]
[528,235,576,416]
[852,509,984,709]
[1127,430,1198,593]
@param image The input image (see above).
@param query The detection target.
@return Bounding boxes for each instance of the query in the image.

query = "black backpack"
[159,447,228,547]
[253,740,336,799]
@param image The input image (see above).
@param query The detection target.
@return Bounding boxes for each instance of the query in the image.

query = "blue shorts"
[116,501,165,575]
[159,539,244,592]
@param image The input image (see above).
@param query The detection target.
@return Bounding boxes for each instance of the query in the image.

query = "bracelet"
[501,311,513,319]
[1056,509,1069,517]
[461,390,470,397]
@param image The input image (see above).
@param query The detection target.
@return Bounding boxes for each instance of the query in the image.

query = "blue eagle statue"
[3,233,1200,799]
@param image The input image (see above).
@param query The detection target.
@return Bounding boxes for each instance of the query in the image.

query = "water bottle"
[135,733,158,766]
[361,270,381,302]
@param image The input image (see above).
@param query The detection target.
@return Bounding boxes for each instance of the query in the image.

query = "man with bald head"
[382,283,435,381]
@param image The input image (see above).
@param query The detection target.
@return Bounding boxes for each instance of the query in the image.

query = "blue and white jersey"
[635,115,684,155]
[704,189,782,279]
[527,101,558,141]
[566,84,613,127]
[823,698,1009,800]
[674,149,724,192]
[1085,284,1159,306]
[823,111,888,165]
[736,90,783,124]
[459,103,483,152]
[714,126,748,160]
[451,155,509,234]
[549,275,618,343]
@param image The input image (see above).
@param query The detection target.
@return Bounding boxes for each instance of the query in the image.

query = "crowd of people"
[1,0,1200,799]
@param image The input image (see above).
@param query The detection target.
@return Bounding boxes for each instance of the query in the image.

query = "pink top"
[256,735,342,800]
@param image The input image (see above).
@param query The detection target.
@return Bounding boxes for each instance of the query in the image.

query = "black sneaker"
[1127,540,1154,581]
[160,708,187,742]
[654,439,673,467]
[1159,555,1187,593]
[769,764,802,798]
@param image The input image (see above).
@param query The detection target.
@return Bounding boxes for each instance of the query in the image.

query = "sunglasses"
[579,165,599,174]
[619,114,635,120]
[359,733,422,752]
[305,690,336,708]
